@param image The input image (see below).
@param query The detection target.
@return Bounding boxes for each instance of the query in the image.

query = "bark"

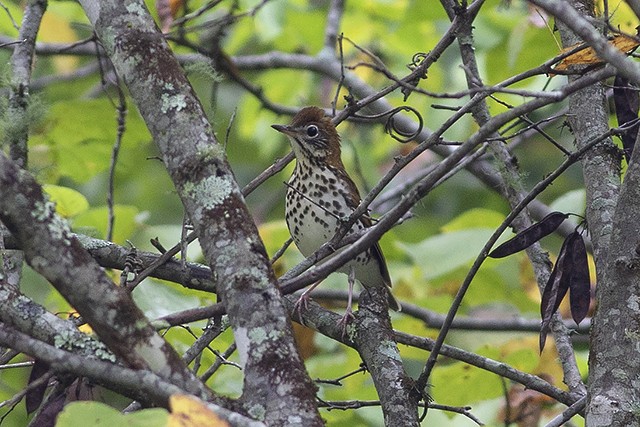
[354,289,419,426]
[1,0,46,318]
[0,324,263,426]
[290,295,581,408]
[6,0,47,168]
[78,1,321,424]
[585,133,640,425]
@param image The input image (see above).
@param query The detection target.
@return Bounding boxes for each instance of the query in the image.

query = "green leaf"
[549,189,586,215]
[30,99,151,184]
[72,205,141,243]
[254,1,285,42]
[503,347,538,372]
[440,208,506,232]
[258,220,300,276]
[398,209,511,280]
[397,228,509,280]
[466,265,539,314]
[431,361,502,406]
[477,341,540,377]
[55,401,168,427]
[133,279,203,320]
[0,3,21,37]
[258,220,294,258]
[42,184,89,218]
[279,7,325,52]
[306,349,385,424]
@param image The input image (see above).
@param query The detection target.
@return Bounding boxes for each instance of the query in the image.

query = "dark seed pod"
[26,359,49,414]
[614,74,639,163]
[490,212,569,258]
[539,231,578,352]
[568,234,590,325]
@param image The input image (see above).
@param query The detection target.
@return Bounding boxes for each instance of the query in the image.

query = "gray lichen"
[247,403,266,421]
[185,175,233,207]
[54,329,116,362]
[32,199,72,244]
[161,92,186,113]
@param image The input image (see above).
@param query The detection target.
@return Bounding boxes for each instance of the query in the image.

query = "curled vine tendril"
[408,52,428,71]
[383,106,423,143]
[351,105,424,144]
[353,106,423,143]
[403,52,430,101]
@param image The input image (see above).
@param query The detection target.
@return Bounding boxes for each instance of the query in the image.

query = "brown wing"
[329,165,393,288]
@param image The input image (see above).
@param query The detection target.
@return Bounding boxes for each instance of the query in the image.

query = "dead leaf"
[292,322,317,359]
[554,34,639,71]
[168,394,229,427]
[498,374,556,427]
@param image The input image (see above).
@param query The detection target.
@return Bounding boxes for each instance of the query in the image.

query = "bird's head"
[272,106,342,166]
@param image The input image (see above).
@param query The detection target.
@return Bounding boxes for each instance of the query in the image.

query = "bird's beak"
[271,124,295,136]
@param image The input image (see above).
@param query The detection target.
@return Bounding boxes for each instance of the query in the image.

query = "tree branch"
[77,1,321,424]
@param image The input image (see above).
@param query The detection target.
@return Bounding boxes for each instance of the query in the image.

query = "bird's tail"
[388,289,401,312]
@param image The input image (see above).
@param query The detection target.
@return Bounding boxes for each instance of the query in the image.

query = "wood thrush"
[272,106,400,313]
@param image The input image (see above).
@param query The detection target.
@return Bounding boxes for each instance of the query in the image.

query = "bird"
[271,106,400,318]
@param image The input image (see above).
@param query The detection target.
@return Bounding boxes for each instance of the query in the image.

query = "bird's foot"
[293,292,312,323]
[293,281,323,323]
[337,306,355,338]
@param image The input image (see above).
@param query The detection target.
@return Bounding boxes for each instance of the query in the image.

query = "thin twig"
[106,81,127,242]
[544,396,586,427]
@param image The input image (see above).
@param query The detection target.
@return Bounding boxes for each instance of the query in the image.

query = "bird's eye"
[306,125,319,138]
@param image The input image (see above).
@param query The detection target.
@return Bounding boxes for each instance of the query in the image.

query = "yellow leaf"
[168,394,229,427]
[69,311,94,334]
[42,184,89,219]
[596,1,638,33]
[38,12,79,73]
[257,220,292,277]
[554,34,639,71]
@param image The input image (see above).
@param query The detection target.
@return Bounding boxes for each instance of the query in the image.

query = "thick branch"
[544,0,621,275]
[6,0,47,167]
[353,290,419,425]
[584,108,640,427]
[287,297,578,408]
[77,1,320,424]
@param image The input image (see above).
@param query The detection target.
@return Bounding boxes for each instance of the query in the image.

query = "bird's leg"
[293,280,322,323]
[337,266,356,335]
